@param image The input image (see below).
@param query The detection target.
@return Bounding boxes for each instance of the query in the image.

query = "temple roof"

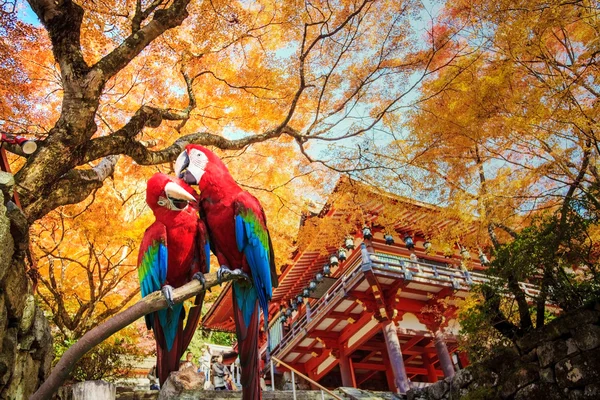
[202,178,484,332]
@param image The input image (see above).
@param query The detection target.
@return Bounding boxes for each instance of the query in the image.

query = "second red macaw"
[138,173,210,385]
[175,145,278,400]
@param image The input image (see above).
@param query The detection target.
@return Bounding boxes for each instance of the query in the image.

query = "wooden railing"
[268,243,544,357]
[269,254,365,353]
[270,356,343,400]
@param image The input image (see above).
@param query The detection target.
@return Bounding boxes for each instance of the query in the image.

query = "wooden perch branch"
[31,272,247,400]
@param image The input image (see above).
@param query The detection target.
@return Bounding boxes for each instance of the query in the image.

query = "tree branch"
[84,126,301,165]
[27,0,89,80]
[31,272,249,400]
[93,0,192,83]
[24,156,119,221]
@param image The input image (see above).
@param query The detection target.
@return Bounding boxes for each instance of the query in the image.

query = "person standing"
[211,354,230,390]
[200,346,211,381]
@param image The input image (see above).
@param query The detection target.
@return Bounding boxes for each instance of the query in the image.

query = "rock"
[2,261,30,320]
[6,201,29,251]
[540,368,554,383]
[584,383,600,399]
[569,389,585,400]
[0,192,14,282]
[555,352,600,388]
[451,368,473,390]
[0,190,53,399]
[0,172,14,198]
[517,309,599,353]
[566,338,579,355]
[537,340,568,367]
[428,379,449,399]
[499,363,539,399]
[3,351,42,399]
[0,328,18,385]
[514,383,562,400]
[522,349,538,363]
[72,381,116,400]
[572,324,600,351]
[0,294,6,351]
[158,369,205,400]
[30,305,53,371]
[19,295,36,334]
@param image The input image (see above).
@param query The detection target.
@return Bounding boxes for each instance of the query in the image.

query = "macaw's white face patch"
[189,148,208,172]
[188,148,208,184]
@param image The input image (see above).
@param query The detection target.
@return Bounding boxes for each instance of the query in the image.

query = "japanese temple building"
[202,179,541,393]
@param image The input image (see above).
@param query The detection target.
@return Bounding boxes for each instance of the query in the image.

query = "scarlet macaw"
[175,145,278,400]
[137,173,210,385]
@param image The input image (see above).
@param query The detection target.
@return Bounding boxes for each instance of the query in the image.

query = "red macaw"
[137,173,210,385]
[175,145,278,400]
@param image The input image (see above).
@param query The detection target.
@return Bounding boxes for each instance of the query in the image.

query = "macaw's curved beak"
[164,181,196,203]
[174,150,190,180]
[175,149,202,185]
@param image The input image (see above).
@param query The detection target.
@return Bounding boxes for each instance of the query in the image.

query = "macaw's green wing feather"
[138,223,168,330]
[234,193,277,327]
[137,223,183,352]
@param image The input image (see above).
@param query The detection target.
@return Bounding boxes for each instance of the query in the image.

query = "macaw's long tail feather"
[153,310,185,385]
[182,293,205,349]
[157,304,184,351]
[232,284,261,400]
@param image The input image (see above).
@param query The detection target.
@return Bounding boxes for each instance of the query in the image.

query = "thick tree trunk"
[0,172,54,399]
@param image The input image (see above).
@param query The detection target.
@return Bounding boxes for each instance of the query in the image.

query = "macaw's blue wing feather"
[137,223,183,351]
[157,304,183,352]
[234,196,275,328]
[204,241,211,273]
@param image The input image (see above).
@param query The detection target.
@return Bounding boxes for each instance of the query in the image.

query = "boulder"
[499,363,539,399]
[514,383,563,400]
[555,352,600,389]
[0,191,13,282]
[572,324,600,351]
[158,369,205,400]
[537,340,568,367]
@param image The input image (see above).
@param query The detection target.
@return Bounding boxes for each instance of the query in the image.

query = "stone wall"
[407,302,600,400]
[0,172,53,399]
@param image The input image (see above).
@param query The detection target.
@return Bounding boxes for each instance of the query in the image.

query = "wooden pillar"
[422,352,438,383]
[339,347,356,387]
[381,320,410,393]
[433,330,455,378]
[382,352,397,391]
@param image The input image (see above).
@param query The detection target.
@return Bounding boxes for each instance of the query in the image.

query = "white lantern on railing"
[345,236,355,250]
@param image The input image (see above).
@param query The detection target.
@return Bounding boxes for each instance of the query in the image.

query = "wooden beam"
[304,348,333,376]
[359,350,380,363]
[363,266,389,320]
[405,367,445,377]
[400,336,424,352]
[353,362,387,371]
[338,313,376,344]
[343,317,382,354]
[356,370,379,387]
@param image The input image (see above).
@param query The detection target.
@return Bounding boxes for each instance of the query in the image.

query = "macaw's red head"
[174,144,234,190]
[145,173,197,216]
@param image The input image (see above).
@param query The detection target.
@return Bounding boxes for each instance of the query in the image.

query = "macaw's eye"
[169,197,189,210]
